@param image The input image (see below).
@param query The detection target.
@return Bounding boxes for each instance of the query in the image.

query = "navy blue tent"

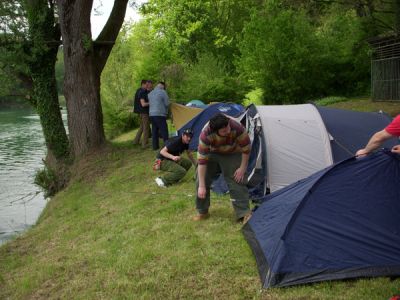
[316,106,396,162]
[243,150,400,288]
[178,103,245,151]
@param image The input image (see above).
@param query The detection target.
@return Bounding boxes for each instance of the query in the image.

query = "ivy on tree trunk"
[25,0,69,164]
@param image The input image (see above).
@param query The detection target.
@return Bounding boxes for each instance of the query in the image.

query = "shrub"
[177,53,246,103]
[242,88,264,107]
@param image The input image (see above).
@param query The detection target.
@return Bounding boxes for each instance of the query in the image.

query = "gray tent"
[245,104,396,194]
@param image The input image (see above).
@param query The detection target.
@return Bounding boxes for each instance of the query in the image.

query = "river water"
[0,108,65,245]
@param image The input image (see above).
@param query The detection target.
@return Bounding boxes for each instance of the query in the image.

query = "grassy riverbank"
[1,99,399,299]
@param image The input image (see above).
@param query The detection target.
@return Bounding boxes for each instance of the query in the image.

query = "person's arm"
[163,91,170,109]
[187,150,197,166]
[197,130,210,199]
[197,164,207,199]
[234,152,250,183]
[140,98,149,107]
[356,129,394,156]
[231,122,251,182]
[160,146,180,161]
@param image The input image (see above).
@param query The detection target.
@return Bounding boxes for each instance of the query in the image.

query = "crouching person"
[194,113,252,224]
[154,129,197,187]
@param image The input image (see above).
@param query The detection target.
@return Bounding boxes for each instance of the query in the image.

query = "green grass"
[1,99,400,299]
[321,96,400,117]
[314,96,349,106]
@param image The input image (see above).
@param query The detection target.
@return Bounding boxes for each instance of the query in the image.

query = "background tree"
[56,0,129,157]
[237,1,324,104]
[0,1,31,101]
[141,0,262,68]
[0,0,69,194]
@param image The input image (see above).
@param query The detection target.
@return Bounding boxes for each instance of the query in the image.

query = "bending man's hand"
[233,167,246,183]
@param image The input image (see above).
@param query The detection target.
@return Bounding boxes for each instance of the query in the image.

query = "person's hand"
[172,155,181,162]
[355,149,368,157]
[198,186,206,199]
[391,145,400,154]
[234,167,246,183]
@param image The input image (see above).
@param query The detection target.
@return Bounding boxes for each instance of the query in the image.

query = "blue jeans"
[150,116,169,150]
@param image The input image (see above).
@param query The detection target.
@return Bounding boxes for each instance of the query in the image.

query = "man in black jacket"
[154,129,196,187]
[133,80,152,148]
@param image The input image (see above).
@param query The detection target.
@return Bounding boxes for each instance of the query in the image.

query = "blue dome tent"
[243,150,400,288]
[186,99,207,108]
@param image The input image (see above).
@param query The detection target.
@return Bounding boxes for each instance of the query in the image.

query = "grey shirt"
[148,87,169,117]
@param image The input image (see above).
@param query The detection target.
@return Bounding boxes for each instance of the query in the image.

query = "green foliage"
[22,0,70,163]
[0,33,31,101]
[34,167,59,197]
[102,0,395,132]
[102,95,137,139]
[55,48,64,95]
[101,22,157,138]
[141,0,260,68]
[237,0,371,105]
[242,88,264,107]
[177,53,246,103]
[316,6,370,96]
[81,33,92,52]
[237,1,323,104]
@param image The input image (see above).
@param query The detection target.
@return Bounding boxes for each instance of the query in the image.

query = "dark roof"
[368,34,400,59]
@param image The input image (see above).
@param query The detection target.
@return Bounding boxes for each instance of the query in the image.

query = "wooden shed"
[368,35,400,101]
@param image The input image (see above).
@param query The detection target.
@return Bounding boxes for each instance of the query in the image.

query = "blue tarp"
[243,150,400,288]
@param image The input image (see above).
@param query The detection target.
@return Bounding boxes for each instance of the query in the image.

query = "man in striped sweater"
[194,113,252,224]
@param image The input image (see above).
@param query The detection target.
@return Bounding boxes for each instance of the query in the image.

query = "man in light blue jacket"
[148,82,170,150]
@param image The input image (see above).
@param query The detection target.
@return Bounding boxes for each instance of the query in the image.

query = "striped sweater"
[197,119,251,165]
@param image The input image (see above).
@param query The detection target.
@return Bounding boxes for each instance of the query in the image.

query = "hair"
[158,81,166,89]
[209,114,229,132]
[182,128,193,137]
[146,80,153,84]
[141,79,147,85]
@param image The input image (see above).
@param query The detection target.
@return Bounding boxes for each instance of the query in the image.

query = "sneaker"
[192,212,210,221]
[155,177,166,188]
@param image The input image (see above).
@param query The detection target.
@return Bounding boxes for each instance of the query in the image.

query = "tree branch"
[94,0,129,76]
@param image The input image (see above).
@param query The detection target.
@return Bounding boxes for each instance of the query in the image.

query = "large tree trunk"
[57,0,128,158]
[25,0,69,164]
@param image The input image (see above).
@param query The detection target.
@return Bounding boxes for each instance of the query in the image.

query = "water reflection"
[0,108,66,244]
